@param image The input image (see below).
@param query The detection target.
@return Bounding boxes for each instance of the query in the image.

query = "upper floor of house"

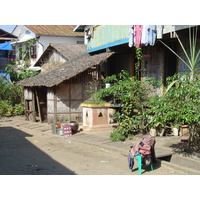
[0,28,17,70]
[74,25,197,53]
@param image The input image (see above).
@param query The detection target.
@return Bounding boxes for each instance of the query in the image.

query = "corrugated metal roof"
[25,25,84,36]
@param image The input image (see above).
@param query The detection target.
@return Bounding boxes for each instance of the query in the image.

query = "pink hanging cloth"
[134,25,143,48]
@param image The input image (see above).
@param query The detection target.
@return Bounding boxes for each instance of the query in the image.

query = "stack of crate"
[63,125,72,136]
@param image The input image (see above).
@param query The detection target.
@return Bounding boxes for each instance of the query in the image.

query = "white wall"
[12,25,84,68]
[12,25,36,40]
[37,35,84,59]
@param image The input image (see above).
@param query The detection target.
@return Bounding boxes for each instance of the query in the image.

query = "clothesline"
[128,25,163,48]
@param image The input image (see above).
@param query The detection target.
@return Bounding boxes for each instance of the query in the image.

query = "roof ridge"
[25,25,84,36]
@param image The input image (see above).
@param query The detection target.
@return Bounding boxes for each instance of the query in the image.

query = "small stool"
[134,155,154,174]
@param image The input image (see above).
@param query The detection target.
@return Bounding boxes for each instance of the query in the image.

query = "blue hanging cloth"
[0,42,12,50]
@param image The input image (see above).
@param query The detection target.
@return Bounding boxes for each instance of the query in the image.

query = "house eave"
[73,25,86,32]
[36,34,83,38]
[87,38,129,53]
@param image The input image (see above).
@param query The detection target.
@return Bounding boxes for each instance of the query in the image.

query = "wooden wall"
[141,45,165,95]
[23,66,102,124]
[40,50,66,72]
[47,70,94,123]
[24,87,35,121]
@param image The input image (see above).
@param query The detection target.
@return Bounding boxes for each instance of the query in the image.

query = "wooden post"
[53,86,57,122]
[35,90,42,123]
[69,83,71,122]
[32,88,36,122]
[24,100,29,121]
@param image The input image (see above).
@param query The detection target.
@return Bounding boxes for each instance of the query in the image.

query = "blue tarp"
[0,42,12,50]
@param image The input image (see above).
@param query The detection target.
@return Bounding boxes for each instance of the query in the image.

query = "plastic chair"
[134,155,154,174]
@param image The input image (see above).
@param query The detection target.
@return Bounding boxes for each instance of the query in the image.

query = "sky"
[0,25,16,33]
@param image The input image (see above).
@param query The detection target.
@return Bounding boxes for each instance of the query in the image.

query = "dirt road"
[0,116,186,175]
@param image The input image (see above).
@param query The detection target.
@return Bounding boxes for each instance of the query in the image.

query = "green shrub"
[0,78,24,118]
[0,100,12,117]
[14,103,24,115]
[95,70,200,144]
[94,70,151,141]
[145,73,200,146]
[0,77,22,105]
[0,100,24,118]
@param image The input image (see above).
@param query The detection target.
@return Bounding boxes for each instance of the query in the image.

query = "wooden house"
[34,43,86,72]
[74,25,200,95]
[18,52,113,123]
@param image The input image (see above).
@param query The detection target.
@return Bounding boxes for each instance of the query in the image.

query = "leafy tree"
[145,73,200,151]
[0,38,39,117]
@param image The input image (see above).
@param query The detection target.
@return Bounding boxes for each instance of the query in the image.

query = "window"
[25,30,31,35]
[30,46,37,58]
[77,41,84,44]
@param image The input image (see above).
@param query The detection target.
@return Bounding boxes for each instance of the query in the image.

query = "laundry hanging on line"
[141,25,157,46]
[128,25,143,48]
[128,26,134,47]
[128,25,164,48]
[134,25,143,48]
[156,25,164,39]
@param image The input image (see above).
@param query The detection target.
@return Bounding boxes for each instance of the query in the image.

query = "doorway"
[163,41,177,86]
[34,87,47,122]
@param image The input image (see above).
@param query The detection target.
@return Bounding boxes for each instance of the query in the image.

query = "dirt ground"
[0,116,188,175]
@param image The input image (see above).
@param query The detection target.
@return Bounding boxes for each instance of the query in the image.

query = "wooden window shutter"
[30,46,37,58]
[12,46,16,59]
[30,46,34,58]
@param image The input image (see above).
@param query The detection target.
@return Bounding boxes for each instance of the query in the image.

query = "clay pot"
[69,121,79,133]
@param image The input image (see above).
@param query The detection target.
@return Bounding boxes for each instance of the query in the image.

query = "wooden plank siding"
[141,45,165,95]
[47,69,96,123]
[87,25,130,53]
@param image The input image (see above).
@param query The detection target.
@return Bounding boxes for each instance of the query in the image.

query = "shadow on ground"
[170,141,200,157]
[0,127,76,175]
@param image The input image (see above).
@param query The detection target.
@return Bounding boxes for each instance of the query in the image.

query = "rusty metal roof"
[25,25,84,36]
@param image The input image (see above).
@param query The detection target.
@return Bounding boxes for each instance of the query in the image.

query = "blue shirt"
[141,25,157,46]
